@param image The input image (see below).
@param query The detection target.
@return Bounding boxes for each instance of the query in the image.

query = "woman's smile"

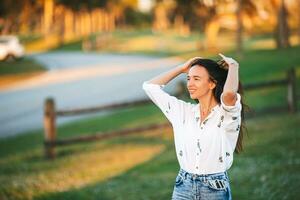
[188,88,197,93]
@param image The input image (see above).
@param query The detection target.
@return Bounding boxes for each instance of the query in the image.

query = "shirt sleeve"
[220,92,242,144]
[142,81,187,125]
[220,92,242,115]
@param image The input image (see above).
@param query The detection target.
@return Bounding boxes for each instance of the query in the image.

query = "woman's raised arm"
[148,57,202,85]
[219,54,240,106]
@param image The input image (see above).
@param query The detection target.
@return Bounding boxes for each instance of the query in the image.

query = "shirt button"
[196,166,199,169]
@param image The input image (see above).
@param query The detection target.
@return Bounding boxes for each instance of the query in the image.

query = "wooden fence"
[44,67,297,159]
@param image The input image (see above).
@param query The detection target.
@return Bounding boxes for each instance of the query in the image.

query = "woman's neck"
[198,94,218,113]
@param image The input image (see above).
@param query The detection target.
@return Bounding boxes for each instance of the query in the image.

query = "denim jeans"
[171,168,232,200]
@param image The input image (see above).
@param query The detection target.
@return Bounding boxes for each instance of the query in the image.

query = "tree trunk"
[43,0,54,36]
[236,0,243,55]
[298,0,300,44]
[275,0,290,48]
[204,18,220,50]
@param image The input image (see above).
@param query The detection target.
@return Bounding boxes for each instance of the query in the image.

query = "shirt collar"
[193,103,221,119]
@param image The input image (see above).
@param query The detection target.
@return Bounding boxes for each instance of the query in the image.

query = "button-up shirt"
[142,81,242,174]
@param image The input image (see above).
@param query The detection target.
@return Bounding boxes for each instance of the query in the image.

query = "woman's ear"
[209,81,216,90]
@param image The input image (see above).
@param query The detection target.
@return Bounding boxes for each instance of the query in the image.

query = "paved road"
[0,52,186,138]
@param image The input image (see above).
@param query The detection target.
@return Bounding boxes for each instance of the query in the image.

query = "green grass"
[50,28,300,58]
[0,104,299,200]
[51,29,202,57]
[0,57,46,76]
[1,33,300,199]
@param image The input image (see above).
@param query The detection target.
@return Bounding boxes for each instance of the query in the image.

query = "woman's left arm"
[220,54,239,106]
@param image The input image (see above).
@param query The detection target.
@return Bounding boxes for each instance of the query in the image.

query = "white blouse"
[142,81,242,175]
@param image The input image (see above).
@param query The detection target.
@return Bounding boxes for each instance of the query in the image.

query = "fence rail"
[56,99,150,117]
[44,68,297,159]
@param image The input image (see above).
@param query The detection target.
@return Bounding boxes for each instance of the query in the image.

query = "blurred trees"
[0,0,299,50]
[0,0,43,34]
[273,0,290,48]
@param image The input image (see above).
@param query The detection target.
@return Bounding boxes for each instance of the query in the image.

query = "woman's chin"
[189,94,196,99]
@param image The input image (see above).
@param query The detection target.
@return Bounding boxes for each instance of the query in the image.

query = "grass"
[0,103,299,200]
[1,30,300,199]
[0,57,47,89]
[48,28,300,57]
[0,58,46,76]
[51,29,203,57]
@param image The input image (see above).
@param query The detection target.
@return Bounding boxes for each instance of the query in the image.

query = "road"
[0,52,186,138]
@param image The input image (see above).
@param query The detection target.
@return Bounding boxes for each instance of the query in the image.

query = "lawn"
[1,30,300,199]
[0,57,47,89]
[0,58,46,76]
[0,103,299,200]
[40,28,299,57]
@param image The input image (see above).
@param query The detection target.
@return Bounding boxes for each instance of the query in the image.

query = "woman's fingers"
[188,57,202,64]
[218,53,239,67]
[181,57,203,73]
[186,57,202,67]
[218,53,226,59]
[218,53,231,63]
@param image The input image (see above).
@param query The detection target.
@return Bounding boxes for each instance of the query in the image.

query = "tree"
[198,0,256,51]
[236,0,243,54]
[274,0,290,48]
[236,0,256,54]
[0,0,25,33]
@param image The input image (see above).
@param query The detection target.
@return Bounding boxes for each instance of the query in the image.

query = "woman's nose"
[187,80,194,87]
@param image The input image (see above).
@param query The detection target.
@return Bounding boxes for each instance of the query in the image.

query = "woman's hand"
[218,53,239,68]
[180,57,202,73]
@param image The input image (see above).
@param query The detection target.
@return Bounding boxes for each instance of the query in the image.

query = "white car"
[0,36,25,61]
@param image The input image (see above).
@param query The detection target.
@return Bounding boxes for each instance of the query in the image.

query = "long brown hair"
[190,58,249,154]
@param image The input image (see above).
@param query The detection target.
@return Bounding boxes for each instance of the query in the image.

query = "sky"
[138,0,153,12]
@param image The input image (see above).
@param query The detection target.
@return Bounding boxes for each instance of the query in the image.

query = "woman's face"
[187,65,216,100]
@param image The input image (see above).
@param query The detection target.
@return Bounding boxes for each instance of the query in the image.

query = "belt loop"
[180,168,187,180]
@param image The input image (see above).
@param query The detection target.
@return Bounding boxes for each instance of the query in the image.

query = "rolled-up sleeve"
[142,81,186,125]
[220,92,242,114]
[221,92,242,138]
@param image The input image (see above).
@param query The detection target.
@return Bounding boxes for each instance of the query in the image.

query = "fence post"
[44,98,56,159]
[287,68,297,113]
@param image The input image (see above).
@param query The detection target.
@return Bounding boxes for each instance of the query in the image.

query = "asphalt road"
[0,52,186,138]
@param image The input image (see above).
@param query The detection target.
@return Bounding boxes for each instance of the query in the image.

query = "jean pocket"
[175,174,184,187]
[207,178,227,191]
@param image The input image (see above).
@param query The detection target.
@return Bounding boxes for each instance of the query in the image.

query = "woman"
[142,54,246,200]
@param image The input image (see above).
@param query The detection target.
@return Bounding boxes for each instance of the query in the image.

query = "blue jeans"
[172,168,232,200]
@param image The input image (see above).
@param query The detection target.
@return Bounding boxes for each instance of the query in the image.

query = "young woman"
[142,54,246,200]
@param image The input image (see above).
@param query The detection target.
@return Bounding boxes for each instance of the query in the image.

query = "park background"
[0,0,299,199]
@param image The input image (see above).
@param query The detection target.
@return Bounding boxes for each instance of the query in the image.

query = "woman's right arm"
[142,57,201,124]
[147,57,202,85]
[147,65,184,86]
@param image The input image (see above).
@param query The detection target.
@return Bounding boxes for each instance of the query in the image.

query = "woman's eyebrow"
[187,75,202,78]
